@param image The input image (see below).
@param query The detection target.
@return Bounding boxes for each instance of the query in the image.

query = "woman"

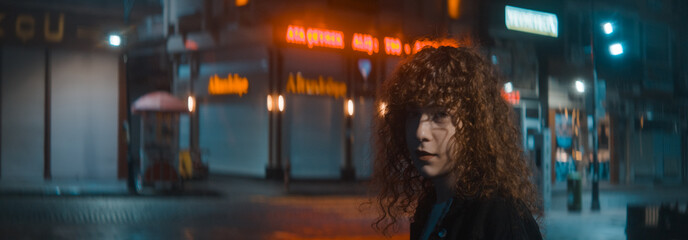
[371,42,543,240]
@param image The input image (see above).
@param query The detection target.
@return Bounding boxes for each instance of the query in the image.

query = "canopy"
[132,91,188,113]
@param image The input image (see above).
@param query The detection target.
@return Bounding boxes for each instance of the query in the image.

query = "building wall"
[49,49,119,180]
[0,46,119,180]
[0,46,45,180]
[627,129,682,184]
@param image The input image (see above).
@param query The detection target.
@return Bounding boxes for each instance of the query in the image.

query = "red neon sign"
[501,90,520,105]
[286,25,306,44]
[384,37,402,56]
[404,44,411,55]
[286,25,344,49]
[352,33,379,55]
[413,39,460,53]
[307,28,344,49]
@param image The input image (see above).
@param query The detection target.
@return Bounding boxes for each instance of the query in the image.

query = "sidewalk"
[0,178,129,196]
[0,175,372,198]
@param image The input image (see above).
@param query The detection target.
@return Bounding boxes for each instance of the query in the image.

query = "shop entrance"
[285,95,344,179]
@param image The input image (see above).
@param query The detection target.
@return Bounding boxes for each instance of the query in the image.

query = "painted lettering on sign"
[286,72,346,99]
[0,12,65,43]
[208,73,249,96]
[352,33,378,55]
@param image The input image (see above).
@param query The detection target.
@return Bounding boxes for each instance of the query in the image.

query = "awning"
[132,91,188,113]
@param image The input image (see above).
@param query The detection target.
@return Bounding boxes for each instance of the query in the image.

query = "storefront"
[0,6,127,181]
[169,22,417,179]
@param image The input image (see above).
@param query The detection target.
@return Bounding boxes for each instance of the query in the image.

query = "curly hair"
[370,42,542,235]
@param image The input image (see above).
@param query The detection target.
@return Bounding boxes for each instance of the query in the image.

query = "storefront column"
[340,57,355,181]
[189,53,200,153]
[265,48,284,180]
[43,49,51,180]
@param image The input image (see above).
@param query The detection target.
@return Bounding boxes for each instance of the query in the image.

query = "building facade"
[0,0,159,182]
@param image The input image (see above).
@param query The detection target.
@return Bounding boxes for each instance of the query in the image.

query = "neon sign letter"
[306,28,344,49]
[286,25,306,44]
[384,37,401,56]
[208,73,249,96]
[286,25,344,49]
[286,72,347,99]
[352,33,378,55]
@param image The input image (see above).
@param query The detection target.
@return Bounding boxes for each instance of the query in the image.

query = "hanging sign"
[286,72,346,99]
[505,5,558,37]
[208,73,249,96]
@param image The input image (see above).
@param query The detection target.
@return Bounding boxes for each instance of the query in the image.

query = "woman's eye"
[432,112,450,122]
[406,111,421,120]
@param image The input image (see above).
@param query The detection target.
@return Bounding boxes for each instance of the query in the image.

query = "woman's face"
[404,107,459,179]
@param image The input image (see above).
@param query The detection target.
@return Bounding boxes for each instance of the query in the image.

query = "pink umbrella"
[132,91,188,113]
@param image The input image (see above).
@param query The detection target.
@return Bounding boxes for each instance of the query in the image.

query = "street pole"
[589,0,601,211]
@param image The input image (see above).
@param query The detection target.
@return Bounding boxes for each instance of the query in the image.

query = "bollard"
[566,172,581,212]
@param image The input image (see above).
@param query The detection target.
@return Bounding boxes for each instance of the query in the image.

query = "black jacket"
[410,195,542,240]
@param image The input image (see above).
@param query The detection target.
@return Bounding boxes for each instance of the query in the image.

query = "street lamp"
[609,43,624,56]
[504,82,514,93]
[277,95,285,112]
[575,80,585,93]
[187,96,195,112]
[109,34,122,47]
[603,22,613,35]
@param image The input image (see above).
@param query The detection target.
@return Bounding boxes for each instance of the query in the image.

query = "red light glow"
[404,44,411,55]
[352,33,379,55]
[185,39,198,50]
[384,37,402,56]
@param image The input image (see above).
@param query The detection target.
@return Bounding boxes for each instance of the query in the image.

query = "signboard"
[384,37,402,56]
[501,89,521,105]
[352,33,378,55]
[284,24,408,56]
[0,6,125,48]
[505,5,558,38]
[286,25,344,49]
[208,73,249,96]
[286,72,346,99]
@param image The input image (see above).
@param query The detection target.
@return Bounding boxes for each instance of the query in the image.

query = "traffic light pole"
[589,0,601,211]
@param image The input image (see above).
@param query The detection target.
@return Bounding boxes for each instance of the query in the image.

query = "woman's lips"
[416,150,436,161]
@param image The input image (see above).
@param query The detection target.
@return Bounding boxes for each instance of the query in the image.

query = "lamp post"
[589,14,601,212]
[589,1,621,211]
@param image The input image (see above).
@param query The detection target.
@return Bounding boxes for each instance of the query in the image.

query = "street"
[0,177,409,240]
[0,196,407,240]
[1,177,687,240]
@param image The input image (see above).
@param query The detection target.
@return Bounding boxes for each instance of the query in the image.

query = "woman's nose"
[416,114,431,142]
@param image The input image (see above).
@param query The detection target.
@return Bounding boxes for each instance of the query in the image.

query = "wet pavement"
[0,176,687,239]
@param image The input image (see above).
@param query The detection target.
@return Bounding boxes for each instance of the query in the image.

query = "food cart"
[131,91,188,192]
